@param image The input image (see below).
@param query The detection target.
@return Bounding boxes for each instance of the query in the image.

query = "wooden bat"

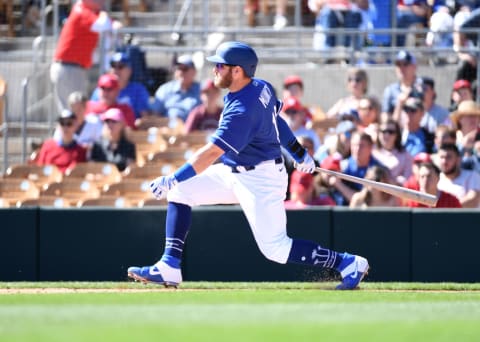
[315,167,438,207]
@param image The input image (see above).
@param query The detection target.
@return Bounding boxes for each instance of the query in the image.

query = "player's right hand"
[295,153,316,173]
[149,175,178,199]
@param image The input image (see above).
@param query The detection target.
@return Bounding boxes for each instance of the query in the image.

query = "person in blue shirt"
[127,41,369,290]
[90,52,150,119]
[401,96,435,156]
[150,54,202,123]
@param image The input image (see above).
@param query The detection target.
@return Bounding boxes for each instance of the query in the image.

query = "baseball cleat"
[335,253,369,290]
[127,261,182,287]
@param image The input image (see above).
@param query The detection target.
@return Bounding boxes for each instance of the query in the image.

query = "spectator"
[184,79,223,134]
[431,124,457,167]
[90,52,151,119]
[50,0,114,113]
[437,143,480,208]
[373,119,413,185]
[284,171,335,209]
[36,110,87,173]
[403,151,432,191]
[448,79,474,114]
[420,77,449,134]
[395,0,429,47]
[405,162,462,208]
[451,100,480,152]
[151,54,201,123]
[327,68,368,120]
[349,165,400,208]
[352,0,377,48]
[309,0,362,50]
[426,5,454,50]
[283,75,304,102]
[280,96,321,152]
[54,91,103,148]
[315,119,355,162]
[89,108,136,172]
[382,50,422,118]
[356,95,380,141]
[86,73,136,129]
[273,0,289,30]
[401,96,435,156]
[329,131,382,205]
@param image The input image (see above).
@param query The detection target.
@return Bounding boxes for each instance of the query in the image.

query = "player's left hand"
[296,153,316,173]
[149,174,178,199]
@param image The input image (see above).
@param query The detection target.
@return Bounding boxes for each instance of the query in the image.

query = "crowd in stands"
[2,1,480,209]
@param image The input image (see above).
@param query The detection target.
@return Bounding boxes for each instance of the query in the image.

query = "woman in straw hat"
[451,100,480,152]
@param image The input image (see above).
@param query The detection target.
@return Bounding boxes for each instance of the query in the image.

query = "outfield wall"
[1,207,478,282]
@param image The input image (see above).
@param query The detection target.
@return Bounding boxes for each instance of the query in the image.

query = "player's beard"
[214,69,233,89]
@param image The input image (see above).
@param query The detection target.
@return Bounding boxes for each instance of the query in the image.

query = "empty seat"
[138,197,168,207]
[147,146,193,164]
[41,179,100,206]
[123,162,176,179]
[102,179,153,205]
[77,196,133,208]
[0,179,40,205]
[65,162,122,188]
[17,196,71,208]
[126,128,168,166]
[167,131,211,150]
[4,164,63,189]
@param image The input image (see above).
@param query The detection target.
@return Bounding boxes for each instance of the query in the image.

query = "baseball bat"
[315,167,438,207]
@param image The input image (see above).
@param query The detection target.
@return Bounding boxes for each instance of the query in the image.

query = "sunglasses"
[59,120,74,127]
[215,63,235,70]
[111,63,127,69]
[403,106,418,114]
[380,129,396,135]
[348,77,363,83]
[100,87,115,92]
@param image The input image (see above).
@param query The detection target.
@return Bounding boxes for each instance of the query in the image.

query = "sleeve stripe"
[211,134,240,154]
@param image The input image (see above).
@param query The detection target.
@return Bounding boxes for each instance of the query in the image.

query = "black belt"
[55,60,84,68]
[231,157,283,173]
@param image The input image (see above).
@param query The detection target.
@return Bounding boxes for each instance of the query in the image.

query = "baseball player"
[128,41,369,290]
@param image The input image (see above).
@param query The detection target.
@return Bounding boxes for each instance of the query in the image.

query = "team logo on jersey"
[259,85,272,108]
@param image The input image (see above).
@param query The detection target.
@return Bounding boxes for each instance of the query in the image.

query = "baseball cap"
[58,109,75,121]
[453,79,471,91]
[283,75,304,89]
[206,41,258,78]
[289,171,314,194]
[282,96,303,112]
[101,108,125,123]
[421,76,435,89]
[320,155,341,172]
[176,54,195,68]
[395,50,416,65]
[403,96,424,111]
[335,120,356,134]
[414,152,432,164]
[98,74,119,89]
[110,52,132,67]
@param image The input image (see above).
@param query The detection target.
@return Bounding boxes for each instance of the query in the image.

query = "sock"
[287,239,341,269]
[159,202,192,269]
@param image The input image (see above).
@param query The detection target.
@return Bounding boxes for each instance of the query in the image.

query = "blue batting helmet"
[206,41,258,78]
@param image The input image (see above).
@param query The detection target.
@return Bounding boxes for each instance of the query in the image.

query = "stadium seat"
[65,162,122,188]
[41,179,100,206]
[0,178,40,205]
[126,128,167,166]
[123,163,166,179]
[77,195,134,208]
[138,197,168,207]
[17,196,71,208]
[167,131,211,150]
[147,146,193,164]
[4,164,63,190]
[102,179,153,205]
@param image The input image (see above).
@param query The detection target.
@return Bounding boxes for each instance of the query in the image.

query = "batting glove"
[295,153,316,173]
[149,174,178,199]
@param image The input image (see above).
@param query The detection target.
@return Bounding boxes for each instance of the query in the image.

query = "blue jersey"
[210,78,283,167]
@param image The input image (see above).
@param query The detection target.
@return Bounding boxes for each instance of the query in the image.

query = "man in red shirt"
[50,0,112,113]
[405,162,462,208]
[86,74,136,129]
[36,110,87,174]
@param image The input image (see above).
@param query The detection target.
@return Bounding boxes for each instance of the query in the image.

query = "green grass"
[0,282,479,342]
